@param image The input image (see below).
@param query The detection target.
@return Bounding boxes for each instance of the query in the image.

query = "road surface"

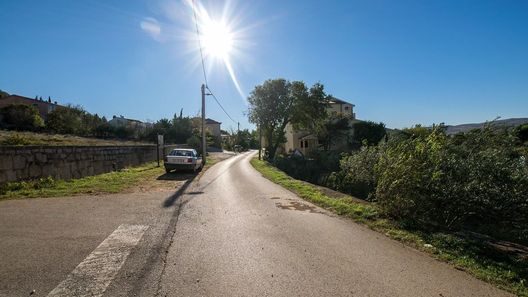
[159,151,511,297]
[0,151,512,296]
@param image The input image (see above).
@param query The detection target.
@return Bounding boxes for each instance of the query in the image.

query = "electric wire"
[192,0,208,87]
[191,0,239,127]
[206,86,238,124]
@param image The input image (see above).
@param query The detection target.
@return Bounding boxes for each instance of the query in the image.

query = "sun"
[201,20,234,60]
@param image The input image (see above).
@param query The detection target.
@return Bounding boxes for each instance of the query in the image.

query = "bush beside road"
[251,157,528,297]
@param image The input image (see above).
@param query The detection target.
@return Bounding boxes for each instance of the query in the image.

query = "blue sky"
[1,0,527,130]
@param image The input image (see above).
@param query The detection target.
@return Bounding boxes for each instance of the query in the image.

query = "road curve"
[160,151,511,297]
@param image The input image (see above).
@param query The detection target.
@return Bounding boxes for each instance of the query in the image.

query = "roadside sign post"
[258,123,262,160]
[157,134,164,167]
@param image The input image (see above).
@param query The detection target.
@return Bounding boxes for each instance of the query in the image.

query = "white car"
[164,149,203,173]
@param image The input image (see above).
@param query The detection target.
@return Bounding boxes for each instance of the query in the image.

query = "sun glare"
[187,0,248,100]
[201,21,234,59]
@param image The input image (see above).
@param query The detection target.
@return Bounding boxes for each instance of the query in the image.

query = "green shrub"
[375,127,528,242]
[186,135,202,152]
[349,121,386,149]
[327,145,383,200]
[0,104,44,131]
[273,150,341,185]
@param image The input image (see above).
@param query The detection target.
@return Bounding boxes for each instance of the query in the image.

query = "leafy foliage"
[0,104,44,131]
[270,123,528,243]
[247,78,328,160]
[327,145,384,200]
[273,150,341,185]
[46,105,107,137]
[515,123,528,144]
[315,114,350,151]
[350,120,386,149]
[375,127,528,242]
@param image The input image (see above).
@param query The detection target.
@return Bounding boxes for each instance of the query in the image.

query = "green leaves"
[247,78,329,160]
[376,126,528,241]
[0,104,44,131]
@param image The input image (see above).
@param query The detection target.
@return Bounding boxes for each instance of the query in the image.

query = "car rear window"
[169,150,192,157]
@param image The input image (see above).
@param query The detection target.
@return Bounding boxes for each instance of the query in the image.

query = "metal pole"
[156,134,160,167]
[201,84,207,165]
[258,123,262,160]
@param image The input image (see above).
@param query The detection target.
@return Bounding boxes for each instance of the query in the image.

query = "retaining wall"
[0,145,158,184]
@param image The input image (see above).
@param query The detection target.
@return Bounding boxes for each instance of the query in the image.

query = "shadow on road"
[161,173,197,208]
[157,172,195,181]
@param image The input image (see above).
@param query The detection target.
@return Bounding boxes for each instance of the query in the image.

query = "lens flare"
[201,21,234,59]
[189,0,247,101]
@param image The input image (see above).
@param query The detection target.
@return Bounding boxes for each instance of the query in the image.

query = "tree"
[515,123,528,144]
[0,104,44,131]
[247,79,328,160]
[316,114,350,151]
[46,105,85,135]
[0,89,9,99]
[350,121,386,149]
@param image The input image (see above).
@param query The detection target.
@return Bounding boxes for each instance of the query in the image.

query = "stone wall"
[0,145,157,184]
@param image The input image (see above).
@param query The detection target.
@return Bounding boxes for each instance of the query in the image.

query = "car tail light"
[187,158,193,163]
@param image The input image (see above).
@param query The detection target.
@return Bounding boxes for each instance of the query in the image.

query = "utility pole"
[201,84,206,165]
[237,122,240,146]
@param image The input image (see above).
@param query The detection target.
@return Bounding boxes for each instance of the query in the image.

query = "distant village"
[0,92,225,144]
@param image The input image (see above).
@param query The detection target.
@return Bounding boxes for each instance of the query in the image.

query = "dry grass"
[0,129,150,146]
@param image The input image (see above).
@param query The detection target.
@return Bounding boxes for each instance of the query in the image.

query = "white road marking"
[47,224,148,297]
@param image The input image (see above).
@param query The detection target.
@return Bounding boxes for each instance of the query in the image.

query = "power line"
[191,0,238,127]
[206,86,238,125]
[192,0,208,87]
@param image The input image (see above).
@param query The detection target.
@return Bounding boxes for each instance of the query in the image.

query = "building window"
[345,106,349,110]
[305,140,308,148]
[300,141,303,148]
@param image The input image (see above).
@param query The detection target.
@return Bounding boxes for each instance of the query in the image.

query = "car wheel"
[165,168,171,173]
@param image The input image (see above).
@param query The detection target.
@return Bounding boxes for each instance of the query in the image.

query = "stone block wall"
[0,145,157,184]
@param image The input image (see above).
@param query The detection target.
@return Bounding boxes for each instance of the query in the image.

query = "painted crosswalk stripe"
[47,224,148,297]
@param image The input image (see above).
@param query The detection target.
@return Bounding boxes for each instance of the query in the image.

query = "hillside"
[444,118,528,135]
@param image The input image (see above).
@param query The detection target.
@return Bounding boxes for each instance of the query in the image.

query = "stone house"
[284,97,356,155]
[108,115,152,138]
[263,97,357,156]
[205,118,222,138]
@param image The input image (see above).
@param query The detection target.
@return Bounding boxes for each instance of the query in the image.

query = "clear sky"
[1,0,527,130]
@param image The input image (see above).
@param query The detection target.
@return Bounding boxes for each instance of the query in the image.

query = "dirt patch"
[129,151,235,193]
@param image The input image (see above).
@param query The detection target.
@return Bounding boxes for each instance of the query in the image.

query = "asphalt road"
[0,171,195,297]
[0,151,513,296]
[159,151,512,297]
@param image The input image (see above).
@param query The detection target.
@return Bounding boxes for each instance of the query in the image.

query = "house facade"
[205,118,222,138]
[270,97,356,156]
[108,115,151,138]
[0,95,61,120]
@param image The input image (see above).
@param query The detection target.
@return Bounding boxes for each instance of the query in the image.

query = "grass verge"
[0,162,165,200]
[251,158,528,296]
[0,154,221,200]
